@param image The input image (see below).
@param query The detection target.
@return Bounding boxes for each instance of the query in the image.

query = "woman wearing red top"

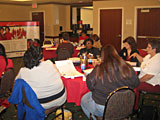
[0,43,13,78]
[5,27,12,40]
[78,31,89,45]
[0,27,6,40]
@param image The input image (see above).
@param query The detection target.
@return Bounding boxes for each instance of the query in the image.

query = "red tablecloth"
[61,66,90,106]
[43,47,80,60]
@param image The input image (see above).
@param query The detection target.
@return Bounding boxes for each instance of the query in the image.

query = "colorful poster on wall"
[0,21,39,58]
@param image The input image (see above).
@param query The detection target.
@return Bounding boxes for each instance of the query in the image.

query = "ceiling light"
[11,0,32,1]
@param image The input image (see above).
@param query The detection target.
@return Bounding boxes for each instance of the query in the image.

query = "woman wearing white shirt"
[130,39,160,110]
[16,45,66,109]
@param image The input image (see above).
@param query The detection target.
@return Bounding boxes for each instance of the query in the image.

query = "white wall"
[81,8,93,28]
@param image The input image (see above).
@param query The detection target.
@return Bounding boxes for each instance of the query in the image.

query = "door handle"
[117,34,121,37]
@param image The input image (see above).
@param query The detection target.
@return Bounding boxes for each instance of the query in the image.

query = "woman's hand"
[130,53,143,63]
[129,53,137,58]
[92,60,101,67]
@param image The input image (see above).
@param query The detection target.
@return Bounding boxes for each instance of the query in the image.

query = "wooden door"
[100,9,122,52]
[137,8,160,49]
[32,12,44,46]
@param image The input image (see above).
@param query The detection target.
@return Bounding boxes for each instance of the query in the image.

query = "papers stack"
[83,68,93,75]
[55,60,84,78]
[133,67,141,71]
[46,47,57,50]
[76,46,85,50]
[68,57,80,63]
[42,44,53,48]
[126,61,136,66]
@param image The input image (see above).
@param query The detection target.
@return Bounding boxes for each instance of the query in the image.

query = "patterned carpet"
[1,102,88,120]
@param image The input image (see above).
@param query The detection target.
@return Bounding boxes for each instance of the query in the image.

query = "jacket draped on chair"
[8,79,45,120]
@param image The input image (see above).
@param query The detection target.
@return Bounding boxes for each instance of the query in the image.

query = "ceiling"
[0,0,93,6]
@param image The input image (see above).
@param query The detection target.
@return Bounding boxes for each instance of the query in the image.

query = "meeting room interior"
[0,0,160,120]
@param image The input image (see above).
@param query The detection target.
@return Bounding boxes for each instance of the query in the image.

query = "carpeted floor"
[1,102,88,120]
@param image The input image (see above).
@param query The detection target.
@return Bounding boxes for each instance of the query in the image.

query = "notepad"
[55,60,84,78]
[126,61,136,66]
[42,44,53,48]
[68,57,80,63]
[46,47,57,50]
[83,68,93,75]
[133,67,141,71]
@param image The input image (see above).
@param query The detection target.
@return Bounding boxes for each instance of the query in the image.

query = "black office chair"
[57,48,72,60]
[0,68,14,119]
[137,90,160,120]
[45,103,65,120]
[103,86,135,120]
[0,68,15,96]
[90,86,136,120]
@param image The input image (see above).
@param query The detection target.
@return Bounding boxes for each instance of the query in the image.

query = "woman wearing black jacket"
[119,36,140,66]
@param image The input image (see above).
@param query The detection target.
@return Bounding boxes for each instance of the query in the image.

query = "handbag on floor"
[137,106,159,120]
[56,109,72,120]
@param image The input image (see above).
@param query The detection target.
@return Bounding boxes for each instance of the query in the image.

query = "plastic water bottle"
[88,53,93,64]
[81,53,88,71]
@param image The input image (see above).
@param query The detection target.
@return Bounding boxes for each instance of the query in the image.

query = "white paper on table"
[68,57,80,63]
[42,44,53,48]
[83,68,93,75]
[133,67,141,71]
[83,76,86,81]
[76,46,85,50]
[46,47,57,50]
[55,60,84,78]
[126,61,136,66]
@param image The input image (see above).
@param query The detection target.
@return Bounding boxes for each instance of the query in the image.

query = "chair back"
[0,69,14,95]
[103,86,135,120]
[57,48,72,60]
[44,40,52,45]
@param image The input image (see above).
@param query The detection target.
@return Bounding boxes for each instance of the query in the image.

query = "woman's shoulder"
[155,53,160,58]
[8,58,13,63]
[150,53,160,62]
[6,58,13,68]
[92,47,99,51]
[80,47,86,51]
[119,47,127,53]
[41,60,53,65]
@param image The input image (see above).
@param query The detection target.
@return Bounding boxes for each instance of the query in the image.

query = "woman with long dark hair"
[81,44,139,119]
[0,43,13,78]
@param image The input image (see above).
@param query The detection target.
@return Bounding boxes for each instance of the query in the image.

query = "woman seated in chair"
[56,32,74,58]
[78,38,100,59]
[119,36,140,66]
[0,43,13,78]
[130,39,160,110]
[78,30,89,45]
[91,34,102,50]
[81,44,139,119]
[16,45,66,109]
